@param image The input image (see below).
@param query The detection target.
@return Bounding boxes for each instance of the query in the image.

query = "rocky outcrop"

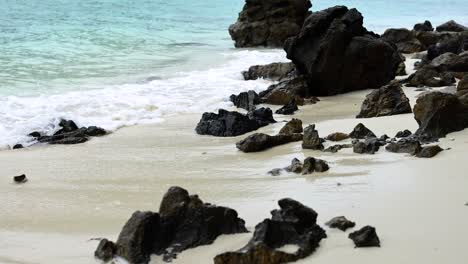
[302,157,329,174]
[242,62,296,81]
[348,226,380,247]
[95,187,247,263]
[353,138,384,154]
[259,75,319,105]
[275,99,299,115]
[416,145,444,158]
[356,81,412,118]
[325,216,356,231]
[413,20,434,32]
[279,118,303,135]
[405,67,455,87]
[230,90,260,111]
[236,133,302,152]
[436,20,468,32]
[349,123,376,139]
[284,6,402,96]
[385,138,421,154]
[395,129,412,138]
[214,198,326,264]
[229,0,312,47]
[413,92,468,139]
[195,108,275,137]
[381,28,424,53]
[302,124,323,150]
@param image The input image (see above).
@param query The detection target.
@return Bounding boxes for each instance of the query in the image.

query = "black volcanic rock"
[275,99,299,115]
[13,174,27,183]
[325,216,356,231]
[302,124,323,150]
[348,226,380,247]
[242,62,296,81]
[381,28,424,53]
[436,20,468,32]
[414,20,434,32]
[416,145,444,158]
[349,123,376,139]
[236,133,303,153]
[230,90,260,111]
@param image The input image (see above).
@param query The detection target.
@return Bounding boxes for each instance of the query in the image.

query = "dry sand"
[1,57,468,264]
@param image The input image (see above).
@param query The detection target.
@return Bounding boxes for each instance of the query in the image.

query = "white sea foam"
[0,49,288,149]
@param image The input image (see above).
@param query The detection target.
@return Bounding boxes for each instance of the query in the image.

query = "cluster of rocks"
[268,156,329,176]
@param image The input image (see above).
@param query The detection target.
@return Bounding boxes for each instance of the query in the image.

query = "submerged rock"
[214,198,326,264]
[284,6,402,96]
[195,108,275,137]
[229,90,260,111]
[416,145,444,158]
[229,0,312,47]
[302,124,324,150]
[348,226,380,248]
[325,216,356,231]
[356,81,412,118]
[242,62,296,81]
[236,133,303,153]
[275,99,299,115]
[279,118,303,135]
[349,123,376,139]
[13,174,27,184]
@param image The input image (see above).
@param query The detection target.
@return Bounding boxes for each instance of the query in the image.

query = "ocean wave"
[0,49,288,149]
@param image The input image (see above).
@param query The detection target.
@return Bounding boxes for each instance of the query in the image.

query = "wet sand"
[1,58,468,263]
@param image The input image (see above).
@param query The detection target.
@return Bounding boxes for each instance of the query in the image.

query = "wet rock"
[94,239,117,262]
[195,108,275,137]
[414,20,434,32]
[13,174,27,183]
[236,133,303,153]
[413,92,468,139]
[279,118,303,135]
[349,123,376,139]
[242,62,296,81]
[348,226,380,248]
[54,119,79,135]
[229,90,260,111]
[353,139,381,154]
[416,145,444,158]
[28,131,41,138]
[381,28,424,53]
[12,144,23,149]
[324,144,352,153]
[385,138,421,154]
[436,20,468,32]
[395,129,412,138]
[302,157,329,174]
[31,120,107,146]
[356,81,412,118]
[275,99,299,115]
[302,124,324,150]
[325,216,356,231]
[284,6,402,96]
[268,168,283,176]
[85,126,107,137]
[214,198,326,264]
[259,75,318,105]
[285,158,303,173]
[326,132,350,141]
[405,67,456,87]
[229,0,312,47]
[396,62,407,76]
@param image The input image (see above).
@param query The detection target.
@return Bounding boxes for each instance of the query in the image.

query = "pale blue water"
[0,0,467,148]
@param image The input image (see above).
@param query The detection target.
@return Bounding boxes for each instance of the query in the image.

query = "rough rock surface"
[324,144,352,153]
[284,6,402,96]
[326,132,350,141]
[416,145,444,158]
[279,119,303,135]
[381,28,424,53]
[195,108,275,137]
[413,20,434,32]
[325,216,356,231]
[275,99,299,115]
[214,198,326,264]
[405,67,455,87]
[349,123,376,139]
[236,133,303,152]
[259,76,319,105]
[229,0,312,47]
[385,138,421,154]
[302,157,329,174]
[285,158,303,173]
[95,187,247,263]
[348,226,381,248]
[302,124,324,150]
[436,20,468,32]
[230,90,260,111]
[413,92,468,139]
[242,62,296,81]
[94,239,117,262]
[353,139,383,154]
[395,129,412,138]
[356,81,412,118]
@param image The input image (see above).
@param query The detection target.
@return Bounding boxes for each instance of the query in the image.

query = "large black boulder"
[436,20,468,32]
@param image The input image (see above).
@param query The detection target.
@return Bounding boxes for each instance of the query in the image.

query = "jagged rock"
[214,198,326,264]
[326,132,350,141]
[229,0,312,47]
[279,118,303,135]
[54,119,78,135]
[302,157,329,174]
[458,76,468,91]
[385,138,421,154]
[405,67,455,87]
[427,34,466,60]
[236,133,303,153]
[416,145,444,158]
[195,108,275,137]
[13,174,27,183]
[96,187,248,263]
[259,75,318,105]
[348,226,380,248]
[414,20,434,32]
[349,123,376,139]
[275,99,299,115]
[436,20,468,32]
[413,31,459,49]
[396,62,407,76]
[395,129,412,138]
[414,92,468,139]
[428,52,458,69]
[242,62,296,81]
[353,139,381,154]
[284,6,402,96]
[230,90,260,111]
[381,28,424,53]
[356,81,412,118]
[302,124,323,150]
[94,239,117,262]
[325,216,356,231]
[324,144,352,153]
[285,158,303,173]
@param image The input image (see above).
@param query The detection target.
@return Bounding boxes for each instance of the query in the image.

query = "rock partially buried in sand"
[416,145,444,158]
[214,198,326,264]
[12,144,24,149]
[13,174,27,183]
[302,124,324,150]
[324,144,353,153]
[385,138,421,154]
[302,157,329,174]
[279,119,303,135]
[285,158,303,173]
[236,133,303,153]
[356,81,412,118]
[348,226,380,248]
[326,132,350,141]
[95,187,247,263]
[349,123,376,139]
[353,139,382,154]
[326,216,356,231]
[275,99,299,115]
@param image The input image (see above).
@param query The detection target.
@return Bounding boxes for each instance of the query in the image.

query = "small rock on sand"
[13,174,27,183]
[349,226,381,248]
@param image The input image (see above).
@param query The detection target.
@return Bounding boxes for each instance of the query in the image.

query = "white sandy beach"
[1,58,468,264]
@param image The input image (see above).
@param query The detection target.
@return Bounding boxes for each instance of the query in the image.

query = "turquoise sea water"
[0,0,467,148]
